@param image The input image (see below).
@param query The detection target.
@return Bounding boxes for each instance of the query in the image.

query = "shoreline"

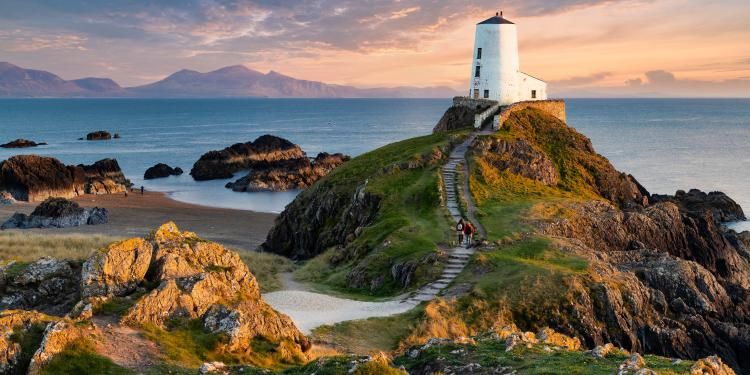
[0,191,277,251]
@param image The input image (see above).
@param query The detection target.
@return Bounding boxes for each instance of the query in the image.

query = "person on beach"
[464,221,475,248]
[456,219,465,245]
[140,186,144,195]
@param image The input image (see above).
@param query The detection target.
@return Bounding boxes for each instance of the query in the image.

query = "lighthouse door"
[473,89,479,99]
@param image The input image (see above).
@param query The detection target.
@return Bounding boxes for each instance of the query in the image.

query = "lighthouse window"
[483,90,489,98]
[474,65,481,78]
[531,90,537,99]
[477,48,482,59]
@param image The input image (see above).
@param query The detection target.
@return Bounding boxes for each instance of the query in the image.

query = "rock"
[0,257,81,316]
[189,134,349,192]
[0,191,14,205]
[27,320,91,374]
[0,310,52,374]
[589,343,616,359]
[433,105,485,133]
[0,139,46,148]
[120,222,310,356]
[536,327,581,351]
[690,355,737,375]
[199,361,227,374]
[1,197,108,229]
[190,134,308,181]
[0,155,130,202]
[473,137,559,185]
[652,189,746,223]
[144,163,183,180]
[113,133,121,139]
[85,131,112,140]
[619,353,646,373]
[80,238,153,298]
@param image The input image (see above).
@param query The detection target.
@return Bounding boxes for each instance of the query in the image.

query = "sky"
[1,0,750,97]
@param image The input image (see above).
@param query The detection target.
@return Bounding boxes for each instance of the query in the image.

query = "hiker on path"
[455,219,465,245]
[464,221,475,248]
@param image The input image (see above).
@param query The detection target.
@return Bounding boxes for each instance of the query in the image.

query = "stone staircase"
[404,134,478,304]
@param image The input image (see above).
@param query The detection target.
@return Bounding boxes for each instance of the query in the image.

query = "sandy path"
[92,316,161,372]
[0,191,276,251]
[263,273,417,333]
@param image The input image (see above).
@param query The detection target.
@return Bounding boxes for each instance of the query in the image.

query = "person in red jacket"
[463,221,475,248]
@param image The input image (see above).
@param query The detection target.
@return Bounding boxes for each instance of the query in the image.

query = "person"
[455,219,465,245]
[140,186,144,195]
[464,221,475,248]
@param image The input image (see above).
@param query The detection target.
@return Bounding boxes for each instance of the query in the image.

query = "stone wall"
[452,96,498,110]
[495,99,566,129]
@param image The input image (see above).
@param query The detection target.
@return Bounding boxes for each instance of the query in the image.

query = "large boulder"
[112,222,311,355]
[0,155,130,202]
[27,320,91,375]
[0,258,81,316]
[80,238,153,298]
[144,163,183,180]
[1,197,108,229]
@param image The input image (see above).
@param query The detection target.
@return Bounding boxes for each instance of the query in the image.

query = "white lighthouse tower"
[469,12,546,105]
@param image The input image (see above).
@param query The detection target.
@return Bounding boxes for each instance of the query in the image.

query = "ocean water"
[0,98,748,230]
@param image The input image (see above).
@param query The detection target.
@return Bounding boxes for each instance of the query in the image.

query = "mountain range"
[0,62,458,98]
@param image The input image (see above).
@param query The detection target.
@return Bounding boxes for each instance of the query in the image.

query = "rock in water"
[0,155,130,201]
[0,139,47,148]
[226,151,350,192]
[1,197,108,229]
[85,131,112,140]
[190,134,348,190]
[144,163,183,180]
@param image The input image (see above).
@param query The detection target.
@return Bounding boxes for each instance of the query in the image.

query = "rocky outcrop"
[80,238,153,298]
[0,139,46,148]
[143,163,183,180]
[0,258,81,316]
[1,197,108,229]
[227,152,350,192]
[27,320,91,374]
[85,131,112,140]
[190,135,348,192]
[433,105,482,133]
[117,222,310,354]
[473,137,559,185]
[652,189,746,223]
[0,155,130,202]
[190,134,308,181]
[0,310,52,374]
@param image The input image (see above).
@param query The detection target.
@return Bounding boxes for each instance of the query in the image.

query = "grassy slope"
[0,232,120,263]
[295,131,466,296]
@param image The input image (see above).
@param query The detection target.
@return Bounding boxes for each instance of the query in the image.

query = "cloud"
[549,72,612,87]
[552,70,750,98]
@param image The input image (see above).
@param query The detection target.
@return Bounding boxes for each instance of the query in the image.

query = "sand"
[0,192,277,251]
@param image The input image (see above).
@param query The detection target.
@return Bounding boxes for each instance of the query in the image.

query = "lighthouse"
[469,12,546,105]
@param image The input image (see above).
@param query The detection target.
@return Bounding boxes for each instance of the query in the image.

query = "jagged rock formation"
[1,197,107,229]
[0,139,46,148]
[0,258,81,316]
[0,155,130,201]
[80,238,153,298]
[190,134,349,191]
[190,134,308,181]
[433,105,483,133]
[0,310,51,374]
[143,163,183,180]
[227,152,350,192]
[27,319,91,375]
[85,131,112,140]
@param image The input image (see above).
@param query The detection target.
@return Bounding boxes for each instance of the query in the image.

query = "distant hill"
[0,62,458,98]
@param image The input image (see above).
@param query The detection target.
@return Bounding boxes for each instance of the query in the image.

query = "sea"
[0,98,748,230]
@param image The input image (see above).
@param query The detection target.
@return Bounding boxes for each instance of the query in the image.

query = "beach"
[0,191,276,251]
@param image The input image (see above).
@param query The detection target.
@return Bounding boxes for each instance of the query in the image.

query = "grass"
[395,337,694,375]
[39,339,132,375]
[0,232,119,263]
[239,250,296,293]
[311,308,424,354]
[292,131,467,297]
[141,318,305,371]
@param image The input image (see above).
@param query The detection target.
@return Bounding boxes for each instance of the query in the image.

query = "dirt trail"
[92,316,161,372]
